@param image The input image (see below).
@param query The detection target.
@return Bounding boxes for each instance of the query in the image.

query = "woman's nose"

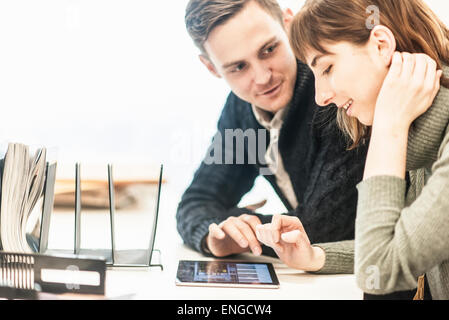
[315,89,335,107]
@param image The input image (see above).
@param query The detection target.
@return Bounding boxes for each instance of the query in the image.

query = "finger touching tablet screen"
[175,260,280,289]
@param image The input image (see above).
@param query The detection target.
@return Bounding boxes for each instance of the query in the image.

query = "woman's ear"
[369,25,397,67]
[283,8,294,31]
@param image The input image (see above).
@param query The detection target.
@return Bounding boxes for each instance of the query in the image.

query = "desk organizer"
[45,164,163,269]
[0,251,106,298]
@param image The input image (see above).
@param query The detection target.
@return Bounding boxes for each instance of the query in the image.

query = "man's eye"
[264,44,277,55]
[323,65,333,75]
[232,63,246,72]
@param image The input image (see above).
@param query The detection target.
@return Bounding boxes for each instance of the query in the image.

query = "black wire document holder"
[45,163,164,270]
[0,160,107,299]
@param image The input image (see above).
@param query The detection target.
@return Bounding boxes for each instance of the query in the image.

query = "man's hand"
[206,214,263,257]
[255,215,325,272]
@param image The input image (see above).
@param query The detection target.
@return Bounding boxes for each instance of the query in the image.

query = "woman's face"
[305,41,390,126]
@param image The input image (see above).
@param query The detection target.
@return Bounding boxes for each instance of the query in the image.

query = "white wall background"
[0,0,448,209]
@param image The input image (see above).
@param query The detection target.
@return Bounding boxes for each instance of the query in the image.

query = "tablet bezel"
[175,260,280,289]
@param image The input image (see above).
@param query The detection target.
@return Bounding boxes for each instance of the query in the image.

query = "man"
[176,0,367,272]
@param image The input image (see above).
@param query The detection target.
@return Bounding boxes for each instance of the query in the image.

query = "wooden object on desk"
[53,163,165,209]
[54,180,162,209]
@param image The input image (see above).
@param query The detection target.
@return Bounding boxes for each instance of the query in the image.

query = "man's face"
[202,1,297,113]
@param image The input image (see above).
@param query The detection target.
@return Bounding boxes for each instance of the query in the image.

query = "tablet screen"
[176,260,279,288]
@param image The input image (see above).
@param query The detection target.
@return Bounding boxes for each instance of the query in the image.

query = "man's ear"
[282,8,294,31]
[369,25,397,67]
[199,54,222,78]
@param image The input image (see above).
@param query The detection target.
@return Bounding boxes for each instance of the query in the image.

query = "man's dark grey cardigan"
[176,62,368,257]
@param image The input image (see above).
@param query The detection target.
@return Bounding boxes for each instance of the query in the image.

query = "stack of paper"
[0,143,47,253]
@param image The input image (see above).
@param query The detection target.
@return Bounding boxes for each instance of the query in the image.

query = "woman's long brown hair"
[290,0,449,149]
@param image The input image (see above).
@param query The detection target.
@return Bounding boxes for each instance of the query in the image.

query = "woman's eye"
[323,65,333,75]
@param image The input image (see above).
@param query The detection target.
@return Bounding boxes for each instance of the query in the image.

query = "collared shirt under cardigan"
[251,103,298,209]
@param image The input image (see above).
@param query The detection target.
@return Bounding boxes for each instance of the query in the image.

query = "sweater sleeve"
[176,93,273,255]
[355,136,449,294]
[311,240,355,274]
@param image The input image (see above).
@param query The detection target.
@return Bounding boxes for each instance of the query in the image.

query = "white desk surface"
[47,182,363,300]
[105,246,363,300]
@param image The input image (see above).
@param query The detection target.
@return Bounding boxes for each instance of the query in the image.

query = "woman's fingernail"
[240,239,248,248]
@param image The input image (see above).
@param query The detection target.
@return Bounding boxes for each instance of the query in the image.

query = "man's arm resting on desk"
[176,92,274,256]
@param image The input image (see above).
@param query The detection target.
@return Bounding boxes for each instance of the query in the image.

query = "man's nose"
[253,63,272,85]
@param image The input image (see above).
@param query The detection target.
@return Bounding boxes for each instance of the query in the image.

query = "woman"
[256,0,449,299]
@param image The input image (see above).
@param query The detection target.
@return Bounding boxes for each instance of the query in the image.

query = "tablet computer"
[175,260,280,289]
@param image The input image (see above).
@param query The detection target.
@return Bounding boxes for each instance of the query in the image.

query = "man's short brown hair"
[185,0,284,55]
